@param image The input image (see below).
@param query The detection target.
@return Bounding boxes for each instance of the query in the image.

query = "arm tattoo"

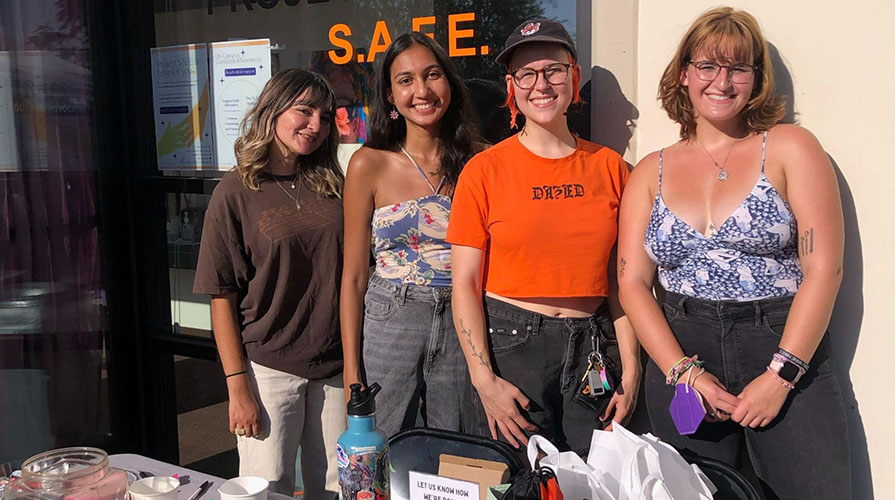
[459,318,491,370]
[800,228,815,256]
[619,257,627,278]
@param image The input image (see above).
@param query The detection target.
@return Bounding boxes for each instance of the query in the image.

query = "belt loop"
[753,300,763,328]
[396,284,407,305]
[675,294,689,318]
[529,312,540,336]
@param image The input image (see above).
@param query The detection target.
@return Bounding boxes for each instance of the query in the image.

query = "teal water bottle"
[337,383,389,500]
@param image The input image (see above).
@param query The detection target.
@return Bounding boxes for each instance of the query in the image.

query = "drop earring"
[389,105,400,120]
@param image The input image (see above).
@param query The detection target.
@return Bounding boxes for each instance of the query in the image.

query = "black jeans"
[644,291,851,500]
[465,296,620,454]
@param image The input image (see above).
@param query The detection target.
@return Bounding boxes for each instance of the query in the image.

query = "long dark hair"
[234,68,344,196]
[365,32,480,188]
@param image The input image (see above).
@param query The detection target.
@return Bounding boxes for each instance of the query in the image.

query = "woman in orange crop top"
[446,19,642,453]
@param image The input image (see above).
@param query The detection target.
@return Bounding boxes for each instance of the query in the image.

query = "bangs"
[690,22,758,65]
[293,80,334,111]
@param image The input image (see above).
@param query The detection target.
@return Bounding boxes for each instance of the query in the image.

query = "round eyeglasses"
[688,60,757,85]
[509,63,571,90]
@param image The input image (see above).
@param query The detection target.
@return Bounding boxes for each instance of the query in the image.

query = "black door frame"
[87,0,221,464]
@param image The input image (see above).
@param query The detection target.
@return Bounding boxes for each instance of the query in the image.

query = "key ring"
[588,350,604,365]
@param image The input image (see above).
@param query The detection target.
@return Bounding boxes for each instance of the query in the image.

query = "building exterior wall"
[591,1,894,496]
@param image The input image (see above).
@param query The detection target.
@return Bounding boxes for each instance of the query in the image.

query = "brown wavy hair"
[658,6,785,140]
[234,68,344,196]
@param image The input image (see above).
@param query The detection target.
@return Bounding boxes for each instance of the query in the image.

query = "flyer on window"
[150,43,214,170]
[209,39,272,170]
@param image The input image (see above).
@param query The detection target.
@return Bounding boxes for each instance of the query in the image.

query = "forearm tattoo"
[459,318,491,370]
[800,228,815,256]
[619,257,627,277]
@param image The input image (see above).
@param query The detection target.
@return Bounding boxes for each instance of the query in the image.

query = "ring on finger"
[234,427,246,436]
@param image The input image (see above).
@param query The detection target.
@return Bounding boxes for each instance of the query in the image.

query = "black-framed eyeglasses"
[688,60,757,84]
[509,63,572,90]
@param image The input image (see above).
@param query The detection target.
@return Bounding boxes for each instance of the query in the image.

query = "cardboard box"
[438,454,511,500]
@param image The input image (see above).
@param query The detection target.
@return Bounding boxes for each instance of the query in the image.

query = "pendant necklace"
[695,135,744,181]
[272,171,302,210]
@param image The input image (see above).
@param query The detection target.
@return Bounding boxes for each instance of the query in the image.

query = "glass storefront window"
[150,0,582,175]
[166,193,212,338]
[0,0,111,462]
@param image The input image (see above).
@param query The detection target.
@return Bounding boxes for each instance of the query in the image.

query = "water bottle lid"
[347,382,380,416]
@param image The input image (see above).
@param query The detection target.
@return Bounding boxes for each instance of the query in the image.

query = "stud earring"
[389,106,400,120]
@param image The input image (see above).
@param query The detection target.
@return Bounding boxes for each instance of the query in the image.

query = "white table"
[110,454,294,500]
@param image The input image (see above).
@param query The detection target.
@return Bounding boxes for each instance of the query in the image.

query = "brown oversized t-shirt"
[193,171,343,379]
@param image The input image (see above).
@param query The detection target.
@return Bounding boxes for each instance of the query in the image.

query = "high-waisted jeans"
[362,275,471,438]
[644,291,851,500]
[465,296,620,454]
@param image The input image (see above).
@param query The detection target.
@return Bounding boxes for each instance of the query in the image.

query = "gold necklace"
[272,171,302,210]
[694,136,744,181]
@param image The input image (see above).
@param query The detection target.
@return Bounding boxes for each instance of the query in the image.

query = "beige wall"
[592,1,894,496]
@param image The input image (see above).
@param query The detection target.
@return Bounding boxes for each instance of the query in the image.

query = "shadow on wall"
[770,42,872,499]
[569,66,638,159]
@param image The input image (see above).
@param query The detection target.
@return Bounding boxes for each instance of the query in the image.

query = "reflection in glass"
[0,0,110,463]
[166,193,212,338]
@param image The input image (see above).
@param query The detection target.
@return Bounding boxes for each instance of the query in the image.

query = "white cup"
[128,477,180,500]
[218,476,269,500]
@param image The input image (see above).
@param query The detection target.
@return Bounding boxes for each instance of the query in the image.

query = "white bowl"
[128,476,180,500]
[218,476,269,500]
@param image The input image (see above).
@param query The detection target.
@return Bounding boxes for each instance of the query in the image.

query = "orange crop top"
[446,135,629,298]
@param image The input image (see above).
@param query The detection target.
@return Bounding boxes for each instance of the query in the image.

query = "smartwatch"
[770,355,804,385]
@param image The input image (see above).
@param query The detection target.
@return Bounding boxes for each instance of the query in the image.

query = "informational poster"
[0,52,18,171]
[150,43,214,170]
[209,39,272,170]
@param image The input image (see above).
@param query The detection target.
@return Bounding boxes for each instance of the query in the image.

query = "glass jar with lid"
[2,447,128,500]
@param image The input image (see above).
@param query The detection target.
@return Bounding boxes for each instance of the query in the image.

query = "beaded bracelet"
[776,348,810,372]
[766,365,795,389]
[666,355,704,385]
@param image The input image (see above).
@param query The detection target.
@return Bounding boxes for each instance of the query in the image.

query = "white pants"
[237,362,345,498]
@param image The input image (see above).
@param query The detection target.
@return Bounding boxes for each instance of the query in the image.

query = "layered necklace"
[271,170,302,210]
[694,135,745,181]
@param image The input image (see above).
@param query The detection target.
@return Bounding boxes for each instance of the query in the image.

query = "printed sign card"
[409,470,479,500]
[150,43,214,170]
[209,39,271,170]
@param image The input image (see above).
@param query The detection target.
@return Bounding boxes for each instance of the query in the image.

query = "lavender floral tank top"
[643,132,803,300]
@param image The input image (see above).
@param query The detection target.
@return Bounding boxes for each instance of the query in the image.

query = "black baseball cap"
[495,18,578,67]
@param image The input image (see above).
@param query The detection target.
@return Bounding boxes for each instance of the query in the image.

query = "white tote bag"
[595,424,715,500]
[527,435,615,500]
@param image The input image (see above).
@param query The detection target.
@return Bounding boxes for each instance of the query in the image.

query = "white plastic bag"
[526,435,614,500]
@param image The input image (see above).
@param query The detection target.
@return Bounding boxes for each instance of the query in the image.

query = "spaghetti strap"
[657,148,665,195]
[760,131,768,172]
[400,145,439,194]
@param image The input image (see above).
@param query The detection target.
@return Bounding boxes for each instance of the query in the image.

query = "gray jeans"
[362,275,471,438]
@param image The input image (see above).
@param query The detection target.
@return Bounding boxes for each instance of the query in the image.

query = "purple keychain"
[669,369,707,435]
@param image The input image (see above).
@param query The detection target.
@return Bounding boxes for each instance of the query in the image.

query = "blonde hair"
[234,68,344,197]
[658,6,786,140]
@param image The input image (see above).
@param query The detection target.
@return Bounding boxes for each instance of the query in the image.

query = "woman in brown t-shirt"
[193,69,345,497]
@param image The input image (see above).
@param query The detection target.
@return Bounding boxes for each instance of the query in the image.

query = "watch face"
[778,361,801,383]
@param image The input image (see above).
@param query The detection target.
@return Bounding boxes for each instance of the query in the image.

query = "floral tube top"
[372,194,452,287]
